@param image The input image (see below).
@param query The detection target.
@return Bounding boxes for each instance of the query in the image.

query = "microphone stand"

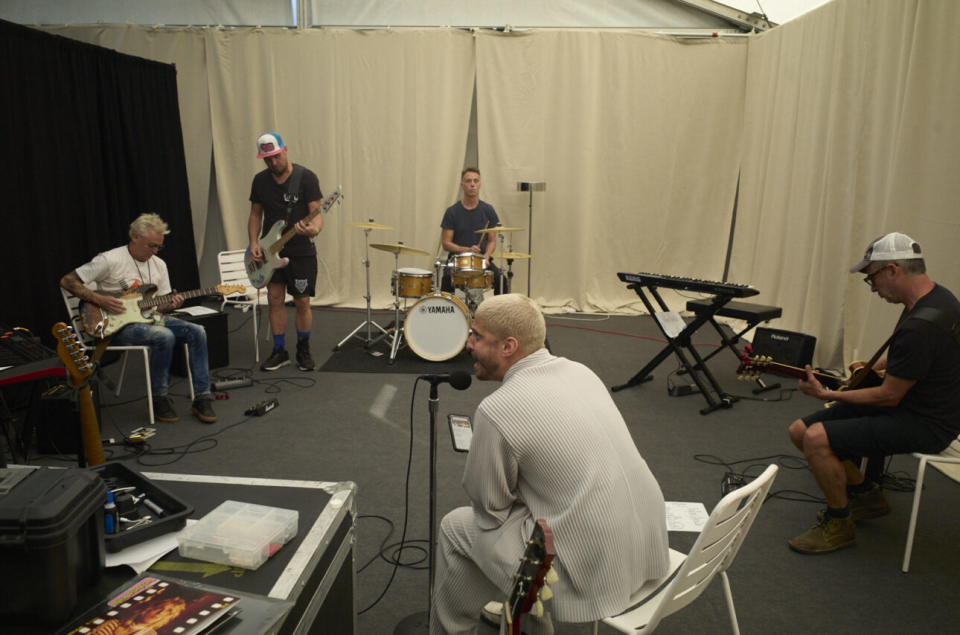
[394,378,442,634]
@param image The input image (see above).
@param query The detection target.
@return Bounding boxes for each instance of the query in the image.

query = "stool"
[686,298,783,393]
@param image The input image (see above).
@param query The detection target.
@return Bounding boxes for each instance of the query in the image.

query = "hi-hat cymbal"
[349,220,394,230]
[475,226,526,234]
[370,242,431,257]
[491,251,532,260]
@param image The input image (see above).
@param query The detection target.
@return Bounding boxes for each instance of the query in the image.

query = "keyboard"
[617,272,758,298]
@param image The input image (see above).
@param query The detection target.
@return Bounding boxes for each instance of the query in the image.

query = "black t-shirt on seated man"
[249,163,323,258]
[887,283,960,444]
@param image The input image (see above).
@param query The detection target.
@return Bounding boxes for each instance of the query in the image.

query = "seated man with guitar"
[787,232,960,554]
[431,294,669,634]
[247,132,324,372]
[59,213,216,424]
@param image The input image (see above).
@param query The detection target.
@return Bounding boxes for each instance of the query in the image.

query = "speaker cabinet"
[35,380,102,455]
[171,311,229,376]
[752,327,817,367]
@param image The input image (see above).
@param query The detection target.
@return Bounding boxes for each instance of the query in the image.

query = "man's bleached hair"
[474,294,546,357]
[129,213,170,239]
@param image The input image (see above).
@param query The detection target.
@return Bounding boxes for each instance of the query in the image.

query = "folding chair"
[598,464,779,634]
[217,249,261,363]
[902,438,960,572]
[60,287,193,425]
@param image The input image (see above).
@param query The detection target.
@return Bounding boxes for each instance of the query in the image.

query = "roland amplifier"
[751,327,816,367]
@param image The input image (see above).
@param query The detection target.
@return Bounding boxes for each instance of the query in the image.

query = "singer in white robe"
[430,295,669,634]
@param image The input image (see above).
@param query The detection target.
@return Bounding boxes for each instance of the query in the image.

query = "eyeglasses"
[146,242,164,252]
[863,265,889,286]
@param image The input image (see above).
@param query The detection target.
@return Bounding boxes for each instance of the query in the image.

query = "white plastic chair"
[217,249,261,363]
[597,464,779,635]
[902,440,960,572]
[60,287,194,425]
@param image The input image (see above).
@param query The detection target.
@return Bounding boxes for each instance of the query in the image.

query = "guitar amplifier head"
[751,327,817,368]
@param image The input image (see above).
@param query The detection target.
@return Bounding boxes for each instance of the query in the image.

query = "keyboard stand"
[685,299,783,394]
[611,284,739,415]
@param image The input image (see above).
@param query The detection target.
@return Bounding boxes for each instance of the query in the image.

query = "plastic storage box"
[0,466,106,626]
[177,499,298,570]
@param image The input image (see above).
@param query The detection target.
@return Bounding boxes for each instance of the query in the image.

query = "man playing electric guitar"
[787,232,960,554]
[247,132,324,372]
[59,213,216,424]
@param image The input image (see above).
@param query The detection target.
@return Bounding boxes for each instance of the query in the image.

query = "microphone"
[419,370,472,390]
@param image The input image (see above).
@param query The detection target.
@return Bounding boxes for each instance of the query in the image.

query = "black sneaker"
[296,339,315,371]
[191,396,217,424]
[152,395,179,423]
[261,348,290,371]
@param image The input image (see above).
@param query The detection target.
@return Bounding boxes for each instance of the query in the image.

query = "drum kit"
[333,221,532,363]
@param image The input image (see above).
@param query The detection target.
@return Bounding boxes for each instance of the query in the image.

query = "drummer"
[440,167,504,294]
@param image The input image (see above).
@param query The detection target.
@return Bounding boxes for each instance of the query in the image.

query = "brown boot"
[789,514,856,554]
[849,483,891,520]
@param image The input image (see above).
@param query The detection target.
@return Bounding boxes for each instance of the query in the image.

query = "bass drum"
[404,293,471,361]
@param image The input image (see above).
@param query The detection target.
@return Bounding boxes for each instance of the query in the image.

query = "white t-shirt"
[75,245,171,296]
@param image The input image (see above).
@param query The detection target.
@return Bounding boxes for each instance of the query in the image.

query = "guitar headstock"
[736,354,772,379]
[216,284,248,296]
[52,322,94,385]
[321,185,343,211]
[504,519,557,634]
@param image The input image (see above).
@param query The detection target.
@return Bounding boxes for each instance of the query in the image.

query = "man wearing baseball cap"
[248,132,324,371]
[786,232,960,554]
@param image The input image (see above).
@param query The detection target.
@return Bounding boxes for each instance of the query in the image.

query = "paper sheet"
[175,306,218,316]
[106,519,196,573]
[654,311,687,339]
[665,501,709,532]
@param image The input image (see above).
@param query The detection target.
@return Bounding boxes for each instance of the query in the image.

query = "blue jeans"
[112,317,211,397]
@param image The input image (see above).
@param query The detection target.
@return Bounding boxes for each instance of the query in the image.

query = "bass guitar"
[503,519,558,635]
[737,354,883,390]
[52,322,105,466]
[79,283,245,339]
[245,186,343,289]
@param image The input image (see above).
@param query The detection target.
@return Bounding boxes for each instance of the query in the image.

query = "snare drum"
[391,268,433,298]
[452,269,493,289]
[452,252,485,277]
[404,293,471,361]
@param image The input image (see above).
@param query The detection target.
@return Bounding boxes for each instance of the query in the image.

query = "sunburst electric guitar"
[504,519,557,635]
[78,284,245,339]
[52,322,105,466]
[245,186,343,289]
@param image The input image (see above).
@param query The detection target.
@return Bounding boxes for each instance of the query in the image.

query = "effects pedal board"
[212,375,253,391]
[245,398,279,417]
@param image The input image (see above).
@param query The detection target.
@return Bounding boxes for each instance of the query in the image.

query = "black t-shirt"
[440,200,500,256]
[249,164,323,257]
[887,284,960,442]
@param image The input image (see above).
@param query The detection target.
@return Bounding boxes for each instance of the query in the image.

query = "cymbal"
[475,226,526,234]
[491,251,532,260]
[370,242,431,257]
[349,220,394,230]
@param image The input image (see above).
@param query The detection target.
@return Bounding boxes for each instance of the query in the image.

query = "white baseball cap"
[849,232,922,273]
[256,132,285,158]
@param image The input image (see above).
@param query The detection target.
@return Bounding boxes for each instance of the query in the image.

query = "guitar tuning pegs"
[540,584,553,601]
[545,567,558,585]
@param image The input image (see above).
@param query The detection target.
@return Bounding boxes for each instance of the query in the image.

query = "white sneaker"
[481,600,502,626]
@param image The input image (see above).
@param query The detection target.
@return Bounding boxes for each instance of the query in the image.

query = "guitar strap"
[284,164,305,224]
[905,307,960,345]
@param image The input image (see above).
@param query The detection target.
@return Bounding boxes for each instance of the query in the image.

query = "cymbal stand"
[496,231,514,294]
[387,251,406,364]
[334,225,389,351]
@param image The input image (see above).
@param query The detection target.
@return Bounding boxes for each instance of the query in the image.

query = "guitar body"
[52,323,105,466]
[80,286,159,339]
[244,220,289,289]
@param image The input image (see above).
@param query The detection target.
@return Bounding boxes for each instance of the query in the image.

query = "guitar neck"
[139,286,223,309]
[268,187,342,256]
[750,359,844,389]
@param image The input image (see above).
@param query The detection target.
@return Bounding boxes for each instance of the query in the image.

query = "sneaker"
[152,395,179,423]
[296,338,315,371]
[480,601,502,627]
[261,348,290,371]
[191,397,217,424]
[788,514,856,554]
[849,483,892,520]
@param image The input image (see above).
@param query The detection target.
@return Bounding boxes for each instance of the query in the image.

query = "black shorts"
[270,253,317,298]
[801,403,948,460]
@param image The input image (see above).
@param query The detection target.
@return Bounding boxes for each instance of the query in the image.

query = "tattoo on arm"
[62,272,93,302]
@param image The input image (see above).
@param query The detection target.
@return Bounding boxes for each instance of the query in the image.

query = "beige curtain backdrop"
[732,0,960,368]
[205,27,475,307]
[41,25,213,257]
[475,30,748,312]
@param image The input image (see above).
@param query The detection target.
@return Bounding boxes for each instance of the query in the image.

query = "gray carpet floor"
[15,303,960,634]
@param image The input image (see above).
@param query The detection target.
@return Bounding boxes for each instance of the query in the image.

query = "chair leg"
[720,571,741,635]
[141,349,154,425]
[252,301,260,363]
[902,456,929,572]
[592,620,599,635]
[116,351,129,396]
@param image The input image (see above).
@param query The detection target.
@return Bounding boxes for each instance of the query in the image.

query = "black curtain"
[0,19,199,344]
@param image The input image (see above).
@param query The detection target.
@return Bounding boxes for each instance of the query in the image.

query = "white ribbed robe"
[431,349,669,634]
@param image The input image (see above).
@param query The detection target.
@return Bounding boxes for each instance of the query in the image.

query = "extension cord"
[212,376,253,391]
